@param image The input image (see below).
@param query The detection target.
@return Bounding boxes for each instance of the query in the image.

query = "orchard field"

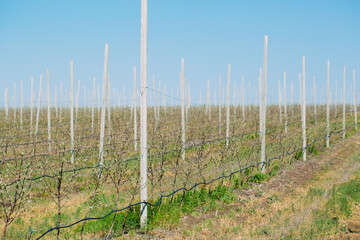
[0,102,358,239]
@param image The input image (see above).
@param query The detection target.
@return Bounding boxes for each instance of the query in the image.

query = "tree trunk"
[2,222,8,240]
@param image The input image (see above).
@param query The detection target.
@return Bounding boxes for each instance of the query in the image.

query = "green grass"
[248,172,267,183]
[306,187,325,200]
[294,172,360,239]
[69,183,236,238]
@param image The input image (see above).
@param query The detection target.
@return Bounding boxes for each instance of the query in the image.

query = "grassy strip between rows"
[280,159,360,239]
[304,174,360,238]
[15,124,356,239]
[6,122,358,239]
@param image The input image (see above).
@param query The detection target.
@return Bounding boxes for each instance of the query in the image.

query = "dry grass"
[148,131,360,239]
[0,106,357,239]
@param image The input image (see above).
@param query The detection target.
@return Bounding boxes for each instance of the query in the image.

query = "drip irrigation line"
[35,122,356,239]
[3,114,342,187]
[5,164,99,187]
[3,111,354,187]
[33,121,358,240]
[4,118,290,186]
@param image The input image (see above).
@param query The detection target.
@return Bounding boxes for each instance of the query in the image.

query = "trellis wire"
[32,121,358,240]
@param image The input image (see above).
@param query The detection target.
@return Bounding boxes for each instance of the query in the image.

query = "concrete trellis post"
[343,66,346,139]
[261,35,268,173]
[326,61,330,148]
[35,75,43,136]
[226,64,230,147]
[70,62,75,164]
[47,70,51,152]
[99,44,109,175]
[354,69,357,130]
[284,72,287,133]
[302,56,307,161]
[140,0,148,227]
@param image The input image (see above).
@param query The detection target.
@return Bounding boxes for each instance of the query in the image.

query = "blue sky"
[0,0,359,106]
